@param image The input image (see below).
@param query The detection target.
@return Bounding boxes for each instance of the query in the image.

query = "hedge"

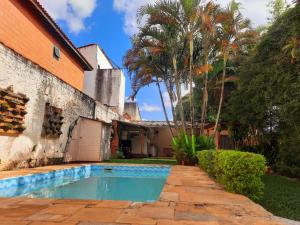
[197,150,266,201]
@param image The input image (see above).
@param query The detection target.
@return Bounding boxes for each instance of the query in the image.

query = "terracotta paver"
[0,164,286,225]
[68,207,123,223]
[88,200,132,209]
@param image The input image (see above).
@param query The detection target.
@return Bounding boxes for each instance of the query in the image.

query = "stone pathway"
[0,165,285,225]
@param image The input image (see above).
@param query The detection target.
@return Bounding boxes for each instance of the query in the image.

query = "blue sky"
[39,0,282,120]
[40,0,172,121]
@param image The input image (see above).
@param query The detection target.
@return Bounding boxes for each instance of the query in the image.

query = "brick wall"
[0,0,85,90]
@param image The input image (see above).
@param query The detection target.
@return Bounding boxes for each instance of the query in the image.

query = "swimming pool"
[0,165,170,202]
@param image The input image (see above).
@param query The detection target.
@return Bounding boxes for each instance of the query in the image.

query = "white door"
[66,118,102,162]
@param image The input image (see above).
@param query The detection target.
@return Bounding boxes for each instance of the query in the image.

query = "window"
[53,45,60,60]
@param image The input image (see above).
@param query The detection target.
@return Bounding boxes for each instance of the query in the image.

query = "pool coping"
[0,163,170,180]
[0,164,286,225]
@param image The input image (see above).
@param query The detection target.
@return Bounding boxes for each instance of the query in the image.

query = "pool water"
[0,165,170,202]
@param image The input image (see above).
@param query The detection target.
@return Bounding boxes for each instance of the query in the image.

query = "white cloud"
[114,0,293,36]
[162,91,172,108]
[39,0,97,34]
[113,0,156,35]
[140,103,161,112]
[216,0,293,27]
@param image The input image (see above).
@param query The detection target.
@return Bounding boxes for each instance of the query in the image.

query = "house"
[78,44,125,115]
[111,120,174,157]
[0,1,231,169]
[111,118,233,158]
[0,0,92,90]
[0,0,119,169]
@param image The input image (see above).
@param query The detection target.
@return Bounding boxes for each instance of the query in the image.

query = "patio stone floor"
[0,164,285,225]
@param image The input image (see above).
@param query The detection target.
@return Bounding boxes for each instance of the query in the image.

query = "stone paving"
[0,164,285,225]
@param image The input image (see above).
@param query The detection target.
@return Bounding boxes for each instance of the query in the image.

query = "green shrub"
[196,135,215,151]
[112,150,125,159]
[197,150,218,175]
[197,150,266,201]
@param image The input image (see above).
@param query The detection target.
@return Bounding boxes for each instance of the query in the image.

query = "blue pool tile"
[0,165,170,202]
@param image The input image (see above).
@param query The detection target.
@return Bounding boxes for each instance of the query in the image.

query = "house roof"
[124,120,202,128]
[28,0,93,71]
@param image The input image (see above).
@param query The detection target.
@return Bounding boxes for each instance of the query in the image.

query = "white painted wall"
[124,102,141,121]
[0,43,118,169]
[119,70,125,114]
[78,44,125,115]
[97,47,113,69]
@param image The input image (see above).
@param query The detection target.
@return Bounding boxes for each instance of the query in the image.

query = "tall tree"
[267,0,288,22]
[227,4,300,177]
[197,1,219,134]
[213,0,252,136]
[124,38,175,135]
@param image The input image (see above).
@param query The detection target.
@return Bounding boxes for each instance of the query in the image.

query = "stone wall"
[0,43,118,169]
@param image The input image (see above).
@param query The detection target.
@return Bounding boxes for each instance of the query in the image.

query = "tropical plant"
[134,0,188,132]
[197,135,216,150]
[197,1,220,134]
[213,0,255,137]
[124,39,175,135]
[172,131,197,165]
[137,0,205,133]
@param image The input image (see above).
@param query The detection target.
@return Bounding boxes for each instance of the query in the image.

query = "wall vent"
[53,45,60,60]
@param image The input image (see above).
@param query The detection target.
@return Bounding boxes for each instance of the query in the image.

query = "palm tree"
[179,0,202,133]
[196,1,220,134]
[138,1,189,132]
[213,0,254,137]
[124,38,175,136]
[139,0,204,134]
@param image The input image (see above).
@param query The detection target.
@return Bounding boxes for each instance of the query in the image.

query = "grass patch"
[258,174,300,221]
[103,158,177,165]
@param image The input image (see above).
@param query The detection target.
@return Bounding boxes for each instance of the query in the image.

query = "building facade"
[0,0,118,170]
[78,44,125,115]
[0,0,92,90]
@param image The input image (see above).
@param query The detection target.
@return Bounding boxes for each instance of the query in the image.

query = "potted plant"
[2,123,14,131]
[20,110,27,116]
[15,125,26,132]
[0,101,9,112]
[11,119,19,125]
[23,97,29,103]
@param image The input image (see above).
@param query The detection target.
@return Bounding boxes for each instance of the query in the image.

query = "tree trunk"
[175,81,186,132]
[167,83,179,130]
[156,79,174,137]
[214,58,227,137]
[200,73,208,134]
[189,38,195,134]
[173,56,186,132]
[200,53,209,135]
